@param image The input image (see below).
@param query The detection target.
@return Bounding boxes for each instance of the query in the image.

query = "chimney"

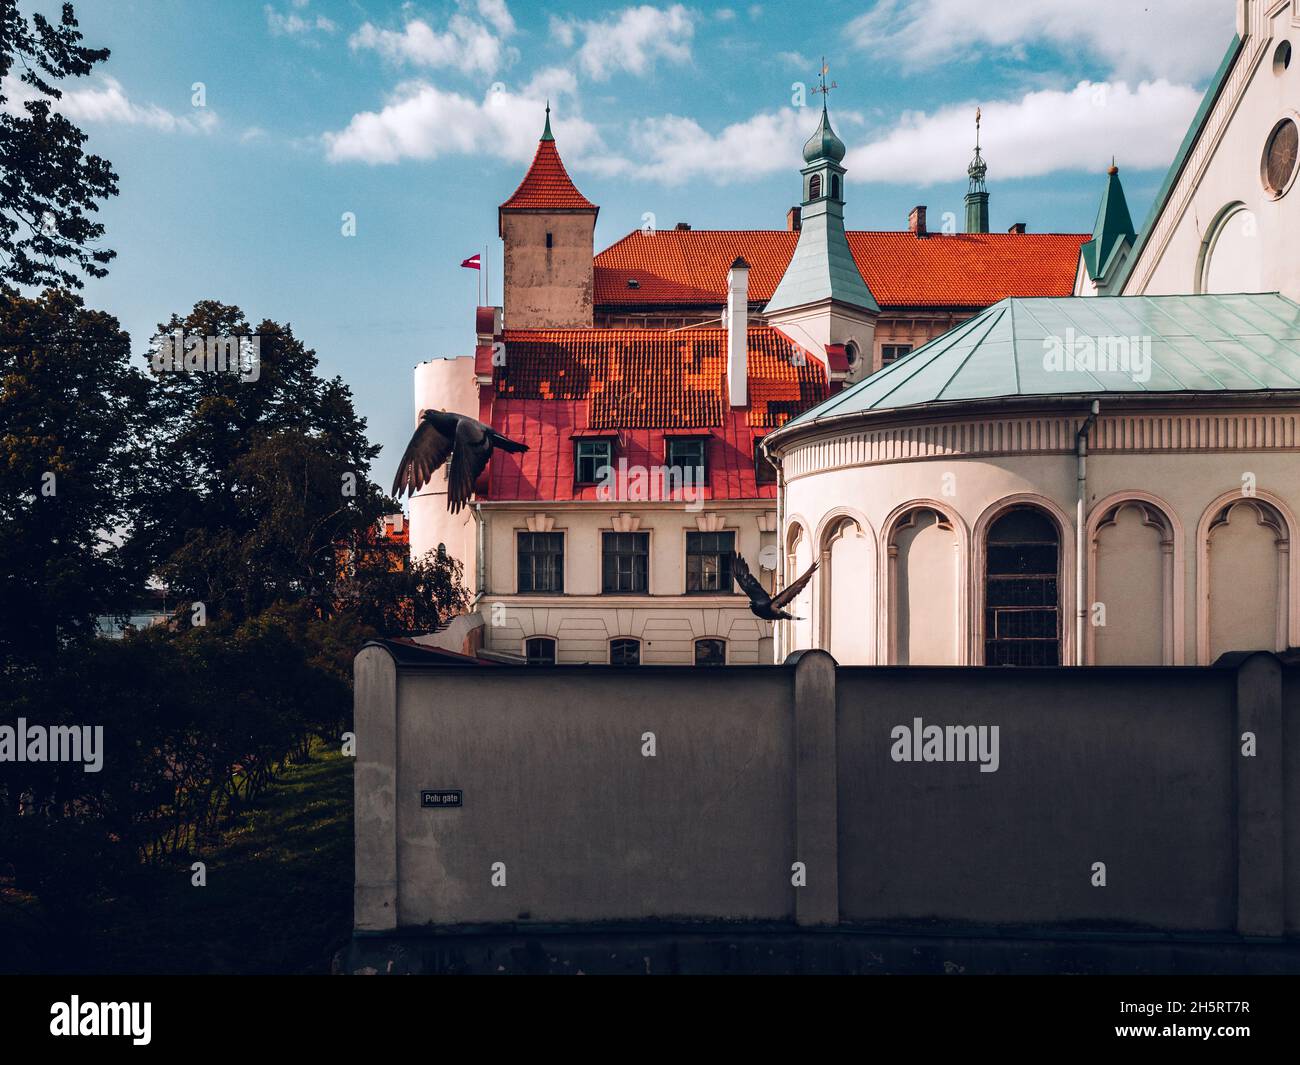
[908,205,927,236]
[786,206,802,232]
[675,221,691,231]
[1008,222,1027,234]
[726,256,749,408]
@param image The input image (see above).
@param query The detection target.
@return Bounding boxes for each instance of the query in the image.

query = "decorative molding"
[1195,488,1300,663]
[695,513,728,532]
[755,512,778,533]
[1085,492,1185,666]
[524,513,556,533]
[610,512,642,533]
[783,411,1300,481]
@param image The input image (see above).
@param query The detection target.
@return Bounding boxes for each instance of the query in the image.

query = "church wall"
[501,212,595,329]
[1125,4,1300,301]
[777,412,1300,666]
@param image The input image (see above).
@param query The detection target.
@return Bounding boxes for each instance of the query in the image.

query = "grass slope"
[1,743,353,975]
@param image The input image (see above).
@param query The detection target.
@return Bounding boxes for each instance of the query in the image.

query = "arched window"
[808,174,822,200]
[610,637,640,666]
[525,637,556,666]
[984,507,1060,666]
[831,175,840,200]
[694,638,725,666]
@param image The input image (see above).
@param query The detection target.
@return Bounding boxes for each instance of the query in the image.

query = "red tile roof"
[593,229,1089,309]
[499,139,597,213]
[480,326,824,502]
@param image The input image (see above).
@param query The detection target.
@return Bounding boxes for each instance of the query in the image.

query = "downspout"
[472,503,486,609]
[1075,400,1100,666]
[773,449,786,664]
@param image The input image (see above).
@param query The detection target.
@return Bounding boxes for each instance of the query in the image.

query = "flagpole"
[484,244,489,308]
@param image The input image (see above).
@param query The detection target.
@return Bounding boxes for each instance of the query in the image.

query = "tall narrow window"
[808,174,822,200]
[525,637,556,666]
[517,532,564,593]
[831,175,840,200]
[984,508,1060,666]
[602,531,649,593]
[686,531,735,593]
[694,638,725,666]
[545,231,553,248]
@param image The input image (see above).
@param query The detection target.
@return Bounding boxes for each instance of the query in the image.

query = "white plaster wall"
[779,417,1300,666]
[409,356,479,575]
[1127,6,1300,301]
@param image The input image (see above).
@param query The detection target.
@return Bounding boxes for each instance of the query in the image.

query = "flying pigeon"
[391,409,529,513]
[731,551,819,621]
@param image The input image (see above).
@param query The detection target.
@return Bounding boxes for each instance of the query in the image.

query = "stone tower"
[498,106,599,329]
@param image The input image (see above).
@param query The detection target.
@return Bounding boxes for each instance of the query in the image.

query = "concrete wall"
[354,645,1298,939]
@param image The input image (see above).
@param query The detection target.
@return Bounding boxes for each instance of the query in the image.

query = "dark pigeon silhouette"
[731,551,819,621]
[391,409,529,513]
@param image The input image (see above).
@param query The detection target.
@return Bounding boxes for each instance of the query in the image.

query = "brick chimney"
[726,257,749,408]
[1008,222,1027,234]
[908,205,927,236]
[786,206,802,232]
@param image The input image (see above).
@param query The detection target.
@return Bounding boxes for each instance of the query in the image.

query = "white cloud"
[844,80,1202,185]
[1,74,218,133]
[324,69,599,165]
[265,4,336,36]
[351,14,518,77]
[616,106,810,184]
[553,4,695,81]
[477,0,516,36]
[846,0,1234,83]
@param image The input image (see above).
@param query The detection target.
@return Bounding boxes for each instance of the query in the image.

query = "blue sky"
[7,0,1239,475]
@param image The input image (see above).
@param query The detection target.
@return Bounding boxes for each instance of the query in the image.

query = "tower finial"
[541,100,553,142]
[811,57,837,108]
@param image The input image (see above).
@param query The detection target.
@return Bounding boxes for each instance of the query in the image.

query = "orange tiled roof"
[594,229,1089,309]
[494,326,826,430]
[499,139,597,213]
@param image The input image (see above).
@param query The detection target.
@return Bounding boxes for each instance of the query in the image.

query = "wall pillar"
[791,649,839,926]
[354,644,399,931]
[1234,651,1284,937]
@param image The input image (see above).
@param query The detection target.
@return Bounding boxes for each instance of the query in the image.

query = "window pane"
[610,638,640,666]
[517,532,564,593]
[694,638,725,666]
[686,531,734,593]
[602,532,648,593]
[525,638,555,666]
[984,507,1060,667]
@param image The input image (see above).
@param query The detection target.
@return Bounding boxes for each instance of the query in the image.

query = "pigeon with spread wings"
[391,409,529,513]
[730,551,819,621]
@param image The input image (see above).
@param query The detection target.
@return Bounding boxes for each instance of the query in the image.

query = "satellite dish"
[758,545,780,571]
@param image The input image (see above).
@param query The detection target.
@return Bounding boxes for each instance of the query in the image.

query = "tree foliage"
[0,0,118,288]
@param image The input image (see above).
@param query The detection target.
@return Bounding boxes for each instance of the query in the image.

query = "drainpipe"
[773,449,786,664]
[1075,400,1100,666]
[472,503,486,609]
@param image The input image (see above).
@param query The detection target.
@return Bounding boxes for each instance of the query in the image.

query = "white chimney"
[726,256,749,407]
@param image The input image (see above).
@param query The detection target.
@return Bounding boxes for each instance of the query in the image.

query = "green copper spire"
[767,92,879,316]
[964,106,989,234]
[1080,162,1137,285]
[540,101,553,142]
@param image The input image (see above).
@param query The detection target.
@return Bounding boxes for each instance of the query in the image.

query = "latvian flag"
[460,254,481,270]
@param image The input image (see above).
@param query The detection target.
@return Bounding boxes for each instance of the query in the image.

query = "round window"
[1262,117,1298,198]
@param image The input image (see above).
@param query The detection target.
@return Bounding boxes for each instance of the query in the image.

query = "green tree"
[0,285,153,665]
[0,0,118,288]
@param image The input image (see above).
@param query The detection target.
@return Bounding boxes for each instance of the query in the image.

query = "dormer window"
[809,174,822,199]
[575,438,613,484]
[626,278,640,290]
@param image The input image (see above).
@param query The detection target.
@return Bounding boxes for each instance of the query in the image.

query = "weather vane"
[812,57,837,101]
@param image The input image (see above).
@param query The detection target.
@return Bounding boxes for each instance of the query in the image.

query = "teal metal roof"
[1111,34,1244,293]
[1080,166,1136,283]
[780,293,1300,430]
